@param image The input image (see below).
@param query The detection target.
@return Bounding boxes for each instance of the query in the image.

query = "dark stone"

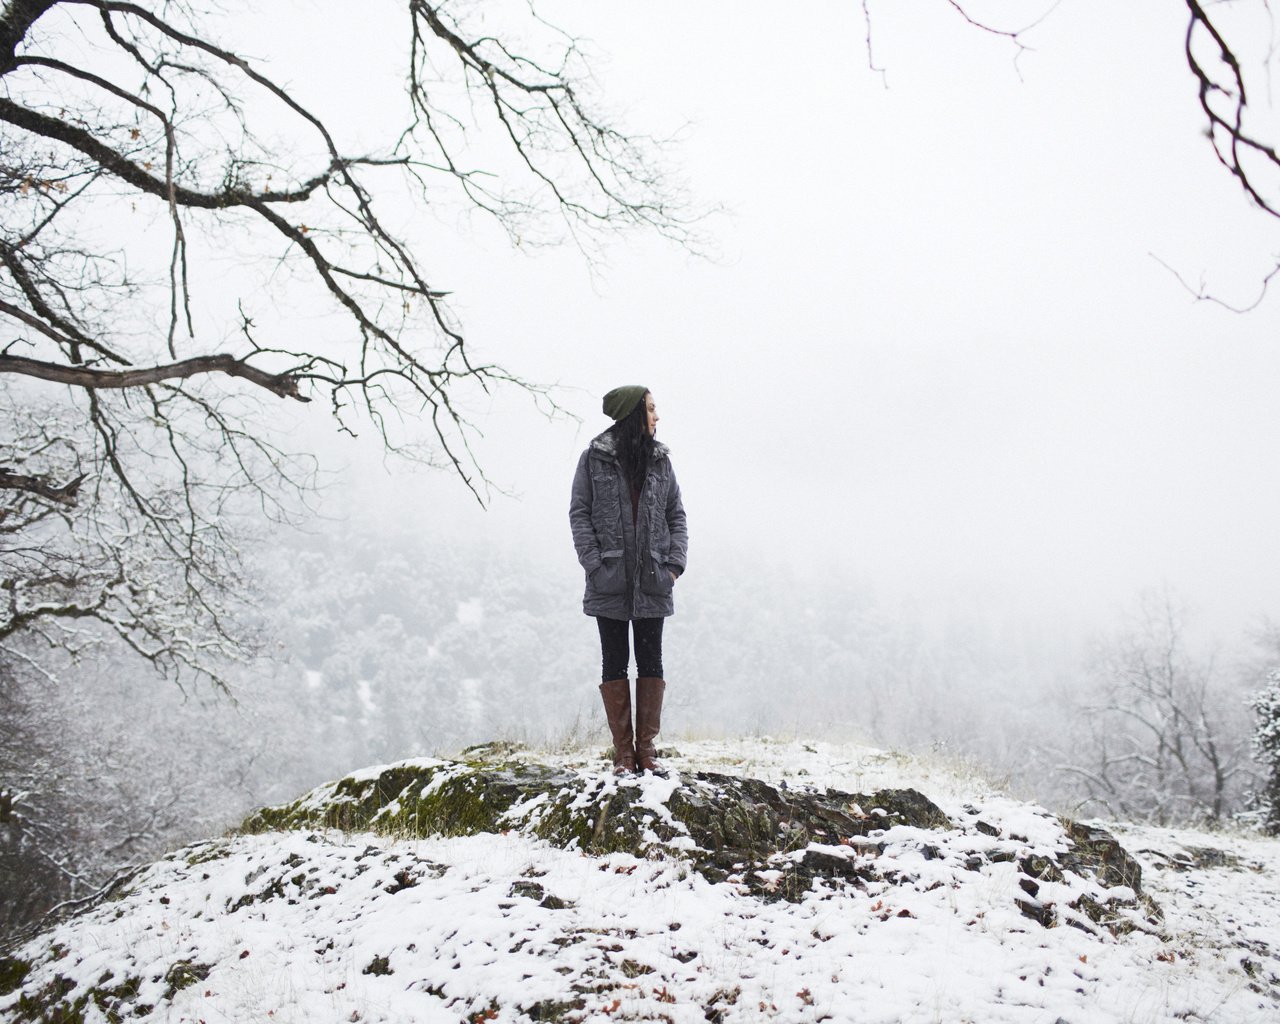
[362,955,392,977]
[509,880,572,910]
[509,880,545,901]
[526,997,587,1021]
[1016,895,1056,928]
[1143,844,1244,872]
[235,752,1161,928]
[240,758,953,903]
[1021,821,1163,934]
[383,869,417,894]
[1060,821,1143,891]
[1020,854,1065,884]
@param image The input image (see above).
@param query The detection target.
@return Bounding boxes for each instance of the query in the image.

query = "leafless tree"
[0,1,691,686]
[0,644,329,940]
[1059,589,1255,826]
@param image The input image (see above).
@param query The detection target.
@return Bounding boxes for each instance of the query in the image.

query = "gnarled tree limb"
[0,352,307,400]
[0,465,84,505]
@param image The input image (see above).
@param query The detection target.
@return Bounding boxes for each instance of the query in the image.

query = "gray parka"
[569,430,688,620]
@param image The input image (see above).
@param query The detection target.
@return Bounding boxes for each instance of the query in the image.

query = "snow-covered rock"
[1,738,1277,1023]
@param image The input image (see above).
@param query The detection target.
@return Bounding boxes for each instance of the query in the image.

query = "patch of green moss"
[667,788,772,853]
[0,956,31,997]
[328,765,429,825]
[242,764,484,836]
[13,972,75,1022]
[531,792,630,854]
[240,802,305,834]
[93,975,146,1021]
[163,961,211,999]
[410,772,507,837]
[234,752,959,902]
[12,969,163,1024]
[362,954,392,976]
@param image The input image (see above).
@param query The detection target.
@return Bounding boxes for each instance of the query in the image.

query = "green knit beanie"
[602,385,648,422]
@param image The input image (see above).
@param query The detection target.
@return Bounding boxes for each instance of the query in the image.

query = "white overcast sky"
[255,0,1280,639]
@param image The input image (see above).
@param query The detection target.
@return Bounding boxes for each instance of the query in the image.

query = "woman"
[569,386,688,775]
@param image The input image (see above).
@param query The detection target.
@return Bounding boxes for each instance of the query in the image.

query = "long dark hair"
[610,390,653,491]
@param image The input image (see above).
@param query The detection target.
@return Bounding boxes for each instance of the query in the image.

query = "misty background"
[5,0,1280,936]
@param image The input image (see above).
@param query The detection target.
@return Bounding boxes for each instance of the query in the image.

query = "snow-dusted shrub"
[1250,671,1280,835]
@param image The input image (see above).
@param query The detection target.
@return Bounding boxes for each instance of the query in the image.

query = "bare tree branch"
[0,465,84,505]
[0,0,689,688]
[0,352,307,399]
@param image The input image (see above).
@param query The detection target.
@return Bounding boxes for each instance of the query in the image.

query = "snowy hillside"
[1,739,1277,1023]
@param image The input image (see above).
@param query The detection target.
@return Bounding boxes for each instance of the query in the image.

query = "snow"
[456,599,484,627]
[3,738,1277,1024]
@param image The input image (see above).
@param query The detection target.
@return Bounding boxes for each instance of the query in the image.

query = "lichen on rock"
[237,748,1155,928]
[239,755,957,897]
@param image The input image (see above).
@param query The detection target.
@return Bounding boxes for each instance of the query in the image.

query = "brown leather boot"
[598,678,636,775]
[634,676,667,776]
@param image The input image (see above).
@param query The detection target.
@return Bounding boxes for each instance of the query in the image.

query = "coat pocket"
[589,549,627,596]
[639,549,675,596]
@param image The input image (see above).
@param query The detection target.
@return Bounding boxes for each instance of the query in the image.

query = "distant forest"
[5,518,1275,938]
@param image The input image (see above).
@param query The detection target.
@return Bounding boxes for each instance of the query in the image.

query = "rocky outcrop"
[0,743,1188,1024]
[241,743,1159,930]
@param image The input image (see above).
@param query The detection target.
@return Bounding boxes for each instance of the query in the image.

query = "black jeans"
[596,617,664,681]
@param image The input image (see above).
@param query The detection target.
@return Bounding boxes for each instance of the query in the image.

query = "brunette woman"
[569,386,688,775]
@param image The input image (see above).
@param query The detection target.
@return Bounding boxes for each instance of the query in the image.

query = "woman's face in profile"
[644,393,659,437]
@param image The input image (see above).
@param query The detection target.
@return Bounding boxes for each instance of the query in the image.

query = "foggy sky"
[271,0,1280,641]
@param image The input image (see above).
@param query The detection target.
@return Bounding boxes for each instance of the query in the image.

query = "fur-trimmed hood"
[588,429,671,462]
